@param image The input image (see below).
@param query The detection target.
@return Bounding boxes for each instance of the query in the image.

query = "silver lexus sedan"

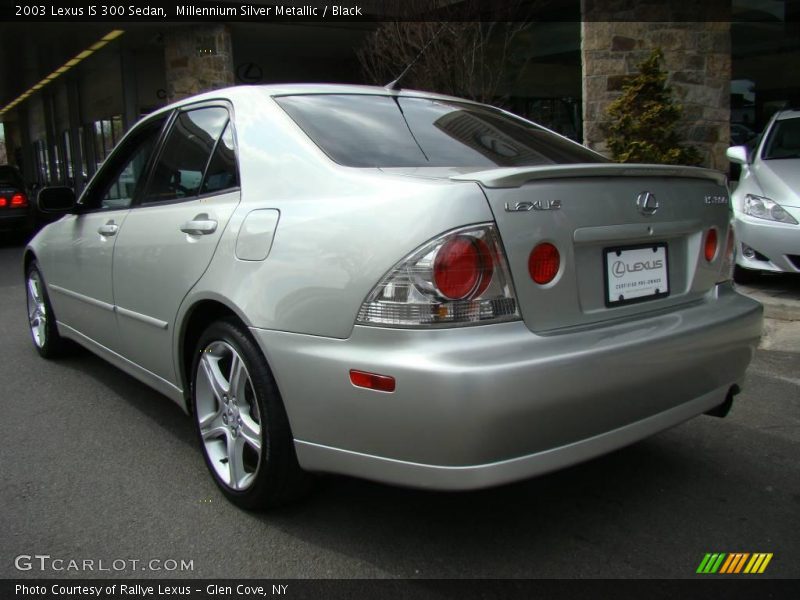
[25,85,762,509]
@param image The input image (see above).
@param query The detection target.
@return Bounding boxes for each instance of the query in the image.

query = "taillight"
[704,228,718,262]
[433,236,494,300]
[528,243,560,285]
[356,224,519,327]
[0,196,7,207]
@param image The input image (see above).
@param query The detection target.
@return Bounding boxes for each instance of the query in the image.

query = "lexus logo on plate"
[636,191,659,216]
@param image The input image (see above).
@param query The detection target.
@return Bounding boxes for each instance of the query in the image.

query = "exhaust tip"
[705,385,740,418]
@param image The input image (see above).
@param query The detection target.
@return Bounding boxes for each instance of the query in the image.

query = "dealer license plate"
[604,244,669,307]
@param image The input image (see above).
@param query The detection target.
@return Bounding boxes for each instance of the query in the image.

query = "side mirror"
[37,186,76,214]
[726,146,748,165]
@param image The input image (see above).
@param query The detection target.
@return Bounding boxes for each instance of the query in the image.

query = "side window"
[144,107,228,204]
[201,122,239,195]
[81,118,165,211]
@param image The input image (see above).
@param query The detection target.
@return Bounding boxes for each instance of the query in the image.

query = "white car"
[727,109,800,282]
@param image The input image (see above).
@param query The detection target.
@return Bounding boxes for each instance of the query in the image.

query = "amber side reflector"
[349,369,396,392]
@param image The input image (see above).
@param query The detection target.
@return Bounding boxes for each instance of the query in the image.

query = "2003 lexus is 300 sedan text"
[25,85,763,508]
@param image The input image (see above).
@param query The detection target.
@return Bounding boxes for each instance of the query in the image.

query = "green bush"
[605,49,702,165]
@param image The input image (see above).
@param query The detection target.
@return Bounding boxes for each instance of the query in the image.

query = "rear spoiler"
[450,164,727,189]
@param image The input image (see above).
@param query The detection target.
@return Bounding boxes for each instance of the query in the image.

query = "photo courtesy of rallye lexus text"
[14,584,194,597]
[23,83,763,509]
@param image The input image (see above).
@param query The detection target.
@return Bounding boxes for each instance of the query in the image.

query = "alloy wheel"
[27,271,47,348]
[194,341,263,491]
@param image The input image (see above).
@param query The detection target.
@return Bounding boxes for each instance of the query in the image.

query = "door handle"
[180,216,218,236]
[98,221,119,237]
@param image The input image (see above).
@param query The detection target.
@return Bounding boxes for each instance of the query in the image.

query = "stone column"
[581,1,732,170]
[1,120,19,166]
[164,25,235,102]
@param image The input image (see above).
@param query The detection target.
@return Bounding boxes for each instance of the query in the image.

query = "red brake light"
[704,228,718,262]
[433,236,494,300]
[10,193,27,207]
[529,243,560,284]
[349,370,396,393]
[0,196,7,207]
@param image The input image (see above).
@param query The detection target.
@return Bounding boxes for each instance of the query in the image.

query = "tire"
[733,265,761,285]
[190,318,312,509]
[25,261,68,358]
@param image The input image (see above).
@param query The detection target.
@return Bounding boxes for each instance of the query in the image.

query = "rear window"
[0,166,24,187]
[275,94,606,168]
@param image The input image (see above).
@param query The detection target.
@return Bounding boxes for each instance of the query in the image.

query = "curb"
[734,283,800,323]
[760,318,800,353]
[761,303,800,322]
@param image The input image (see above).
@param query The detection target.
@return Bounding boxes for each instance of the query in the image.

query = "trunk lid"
[452,164,732,333]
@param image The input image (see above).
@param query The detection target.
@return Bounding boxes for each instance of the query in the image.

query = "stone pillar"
[1,120,18,165]
[581,2,732,170]
[164,25,235,102]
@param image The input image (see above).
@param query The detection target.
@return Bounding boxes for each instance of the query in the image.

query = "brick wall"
[581,17,731,169]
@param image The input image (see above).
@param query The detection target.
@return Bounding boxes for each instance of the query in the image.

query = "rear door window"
[143,107,229,204]
[200,122,238,194]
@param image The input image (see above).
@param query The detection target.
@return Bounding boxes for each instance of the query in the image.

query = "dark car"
[0,165,34,240]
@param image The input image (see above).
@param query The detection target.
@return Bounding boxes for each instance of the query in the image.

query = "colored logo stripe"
[697,553,773,574]
[720,553,749,573]
[697,553,726,573]
[744,553,773,574]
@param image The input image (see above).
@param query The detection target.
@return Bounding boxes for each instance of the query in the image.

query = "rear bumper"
[734,214,800,273]
[0,210,34,233]
[252,284,762,490]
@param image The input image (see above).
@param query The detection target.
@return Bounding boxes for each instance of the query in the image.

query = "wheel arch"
[177,297,253,412]
[23,248,37,276]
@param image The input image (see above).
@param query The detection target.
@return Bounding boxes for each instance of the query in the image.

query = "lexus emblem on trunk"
[636,191,659,216]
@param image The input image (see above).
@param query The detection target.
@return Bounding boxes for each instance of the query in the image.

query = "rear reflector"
[528,243,560,284]
[704,228,718,262]
[349,370,396,393]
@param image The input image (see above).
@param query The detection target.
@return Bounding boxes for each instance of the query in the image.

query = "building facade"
[0,0,797,193]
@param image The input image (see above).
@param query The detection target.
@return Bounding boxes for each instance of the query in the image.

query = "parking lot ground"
[735,273,800,353]
[0,241,798,580]
[736,272,800,323]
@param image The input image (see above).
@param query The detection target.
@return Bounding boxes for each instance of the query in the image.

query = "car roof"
[149,83,481,118]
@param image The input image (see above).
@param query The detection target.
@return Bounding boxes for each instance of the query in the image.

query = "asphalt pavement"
[0,240,798,580]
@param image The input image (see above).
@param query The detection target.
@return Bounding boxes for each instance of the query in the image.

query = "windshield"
[275,94,606,168]
[762,117,800,160]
